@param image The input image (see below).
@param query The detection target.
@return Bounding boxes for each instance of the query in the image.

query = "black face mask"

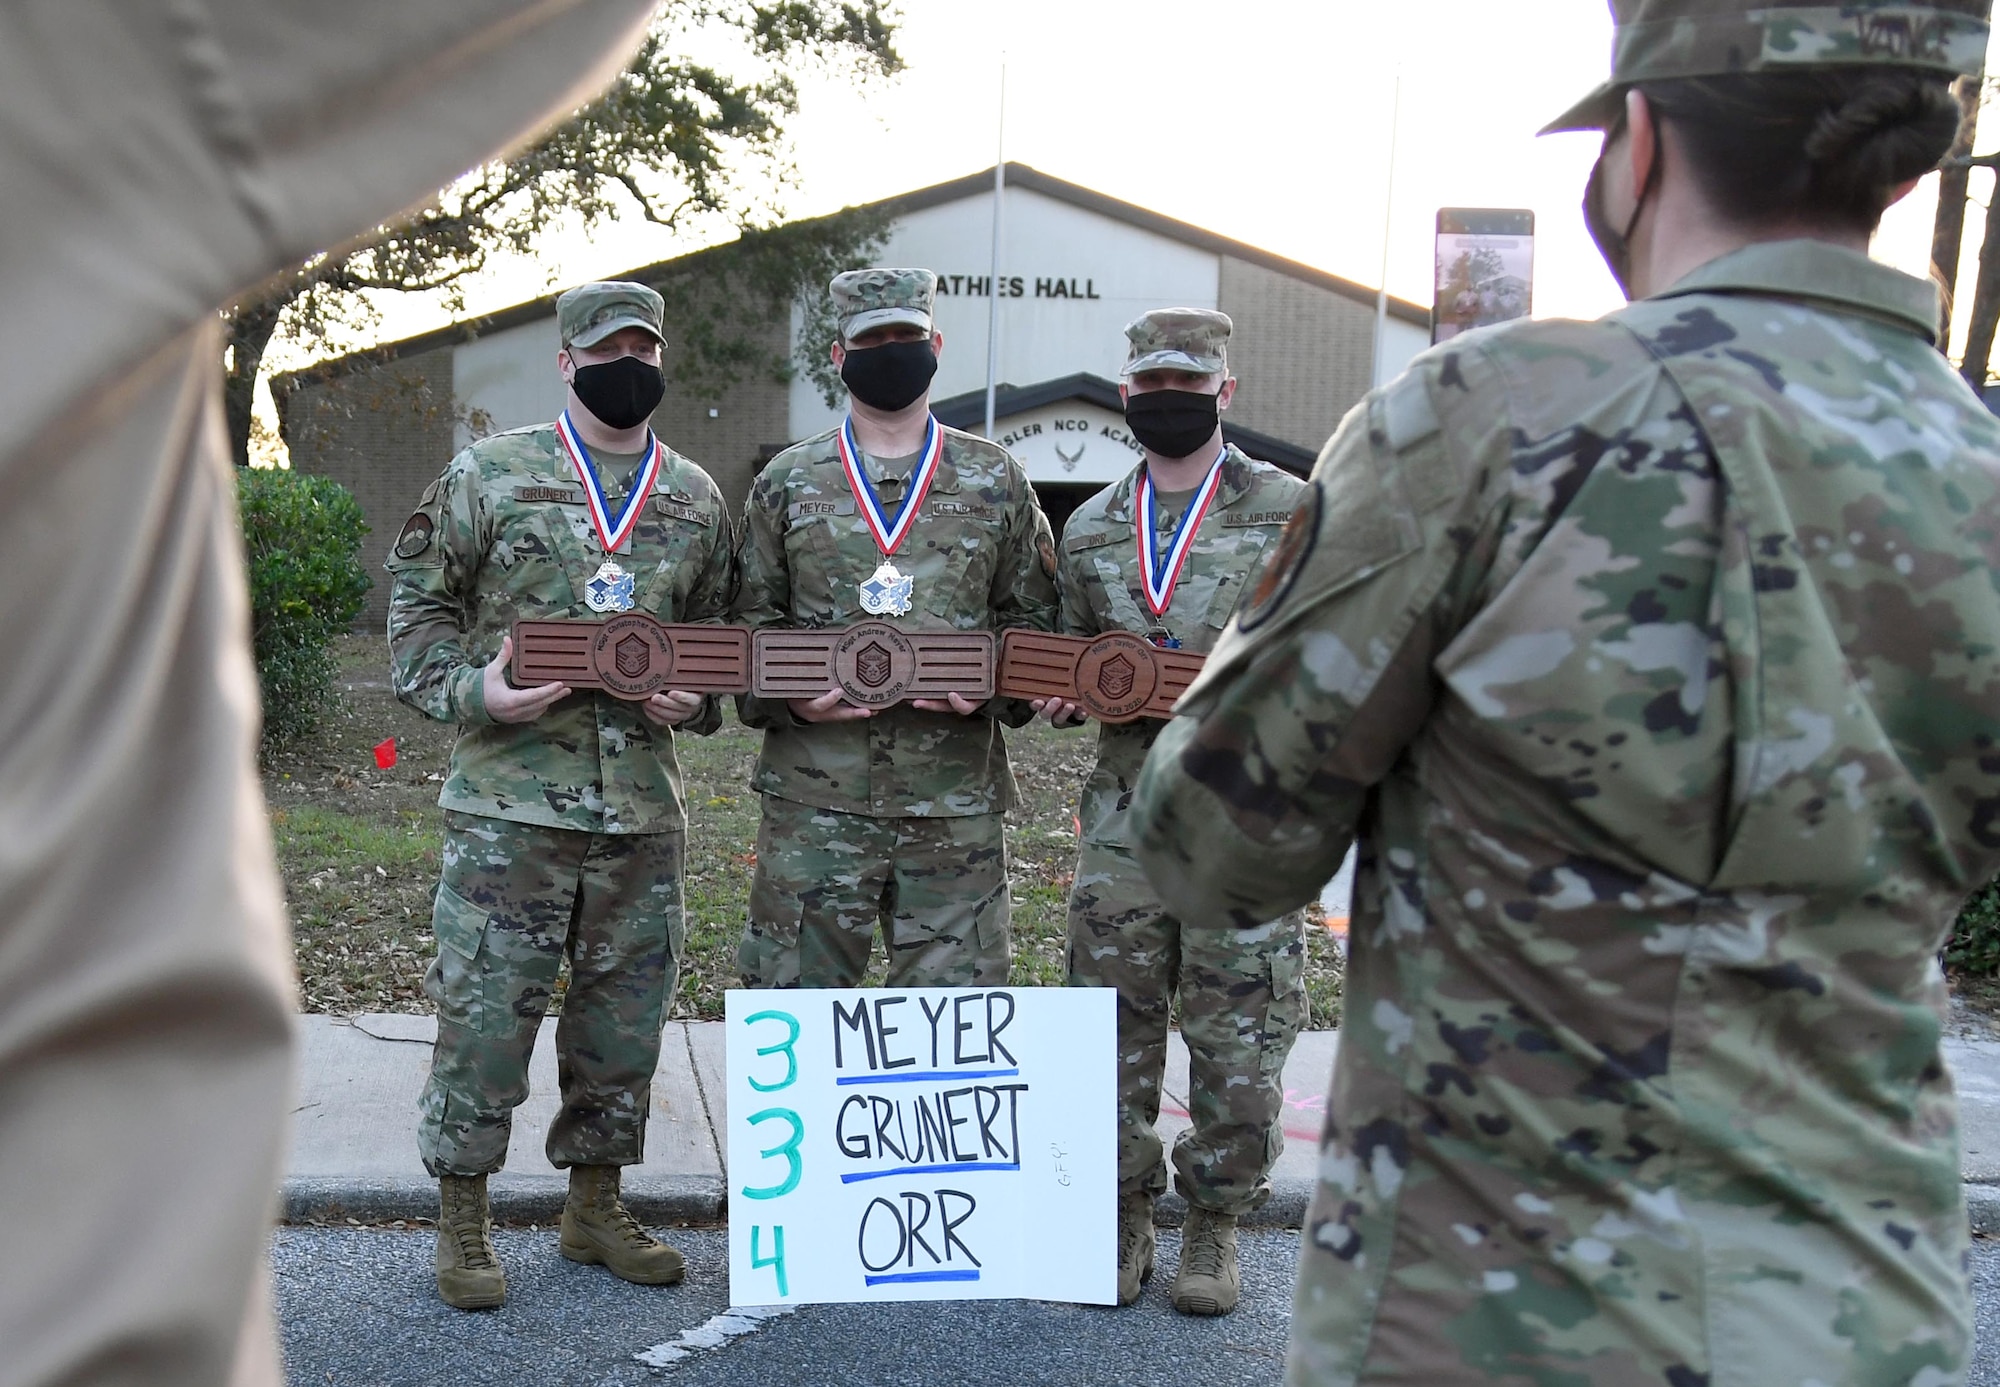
[1581,125,1658,301]
[840,340,938,412]
[569,353,666,430]
[1123,388,1220,459]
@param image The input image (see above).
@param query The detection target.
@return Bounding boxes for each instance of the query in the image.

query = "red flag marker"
[373,738,397,770]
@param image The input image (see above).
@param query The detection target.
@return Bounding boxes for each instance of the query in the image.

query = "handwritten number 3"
[742,1108,804,1200]
[744,1009,800,1092]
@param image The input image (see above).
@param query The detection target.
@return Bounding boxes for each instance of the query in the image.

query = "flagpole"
[1371,68,1403,388]
[983,58,1007,439]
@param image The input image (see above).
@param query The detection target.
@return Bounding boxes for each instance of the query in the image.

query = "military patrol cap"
[556,280,666,349]
[1121,307,1232,377]
[1543,0,1990,134]
[831,268,936,341]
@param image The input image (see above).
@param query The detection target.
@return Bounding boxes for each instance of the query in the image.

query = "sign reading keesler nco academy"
[724,988,1116,1305]
[994,402,1145,486]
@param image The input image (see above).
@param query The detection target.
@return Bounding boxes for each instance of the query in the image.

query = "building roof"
[278,161,1429,391]
[928,372,1319,477]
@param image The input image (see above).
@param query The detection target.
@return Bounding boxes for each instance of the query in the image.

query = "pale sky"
[262,0,2000,396]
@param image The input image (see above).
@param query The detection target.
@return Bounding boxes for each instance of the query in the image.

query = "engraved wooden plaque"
[751,622,994,708]
[997,630,1206,723]
[511,617,750,699]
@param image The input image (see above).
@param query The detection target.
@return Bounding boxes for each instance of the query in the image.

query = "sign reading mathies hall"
[932,273,1104,300]
[724,987,1117,1306]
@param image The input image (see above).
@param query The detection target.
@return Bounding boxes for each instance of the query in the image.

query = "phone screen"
[1433,208,1535,345]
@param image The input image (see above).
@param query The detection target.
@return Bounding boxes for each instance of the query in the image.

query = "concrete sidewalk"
[285,1015,1338,1229]
[286,1015,2000,1233]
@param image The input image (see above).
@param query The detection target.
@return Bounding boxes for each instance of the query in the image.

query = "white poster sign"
[724,987,1116,1306]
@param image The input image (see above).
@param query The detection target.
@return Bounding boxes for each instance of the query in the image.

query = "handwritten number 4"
[752,1225,789,1298]
[744,1009,800,1093]
[742,1108,804,1200]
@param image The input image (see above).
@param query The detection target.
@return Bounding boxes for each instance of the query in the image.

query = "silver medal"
[585,560,637,613]
[859,560,914,616]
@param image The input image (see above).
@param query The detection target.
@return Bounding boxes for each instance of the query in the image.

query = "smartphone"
[1433,208,1535,345]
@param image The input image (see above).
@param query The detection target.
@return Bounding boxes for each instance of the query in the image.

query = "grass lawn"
[268,635,1347,1025]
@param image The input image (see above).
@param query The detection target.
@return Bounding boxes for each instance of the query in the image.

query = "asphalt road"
[274,1225,1297,1386]
[277,1227,2000,1384]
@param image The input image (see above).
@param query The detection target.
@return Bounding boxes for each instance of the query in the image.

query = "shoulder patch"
[1235,483,1321,632]
[1382,372,1441,453]
[390,511,437,562]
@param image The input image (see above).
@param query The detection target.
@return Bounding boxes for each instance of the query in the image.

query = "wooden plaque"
[511,617,750,699]
[751,622,995,708]
[997,630,1205,723]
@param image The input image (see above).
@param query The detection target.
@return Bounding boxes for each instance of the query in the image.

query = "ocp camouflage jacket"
[1132,241,2000,1384]
[731,421,1058,818]
[386,422,735,835]
[1055,444,1302,846]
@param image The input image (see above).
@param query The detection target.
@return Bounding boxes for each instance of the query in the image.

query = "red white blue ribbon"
[556,410,663,554]
[836,414,943,557]
[1136,454,1224,617]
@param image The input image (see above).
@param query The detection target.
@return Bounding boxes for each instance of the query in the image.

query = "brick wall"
[651,312,793,519]
[1217,256,1382,455]
[282,313,794,629]
[280,346,457,632]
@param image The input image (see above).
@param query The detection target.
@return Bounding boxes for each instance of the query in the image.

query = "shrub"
[1948,879,2000,977]
[238,469,371,751]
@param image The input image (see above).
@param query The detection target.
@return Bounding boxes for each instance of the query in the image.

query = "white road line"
[634,1305,797,1368]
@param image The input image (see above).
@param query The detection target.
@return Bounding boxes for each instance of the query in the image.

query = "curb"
[286,1177,1998,1237]
[1966,1182,2000,1236]
[281,1176,1315,1231]
[285,1175,726,1227]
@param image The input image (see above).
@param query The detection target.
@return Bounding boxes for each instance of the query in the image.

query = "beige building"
[278,163,1428,626]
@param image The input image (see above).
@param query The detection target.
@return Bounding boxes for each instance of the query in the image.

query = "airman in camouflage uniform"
[1131,3,1999,1381]
[388,281,735,1308]
[733,268,1059,987]
[1041,309,1306,1313]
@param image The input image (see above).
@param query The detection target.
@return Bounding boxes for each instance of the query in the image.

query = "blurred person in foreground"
[0,4,651,1384]
[1129,1,2000,1381]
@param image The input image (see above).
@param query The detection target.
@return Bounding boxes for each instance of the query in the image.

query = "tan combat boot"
[435,1174,506,1310]
[1117,1193,1156,1306]
[1171,1205,1241,1316]
[559,1165,686,1285]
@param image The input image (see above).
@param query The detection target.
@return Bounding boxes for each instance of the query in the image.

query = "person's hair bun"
[1805,77,1965,197]
[1643,69,1965,235]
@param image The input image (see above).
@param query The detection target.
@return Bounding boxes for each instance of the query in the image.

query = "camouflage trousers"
[738,795,1010,988]
[1066,839,1306,1216]
[418,810,684,1177]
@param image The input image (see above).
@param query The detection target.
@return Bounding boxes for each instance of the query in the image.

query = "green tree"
[228,2,901,465]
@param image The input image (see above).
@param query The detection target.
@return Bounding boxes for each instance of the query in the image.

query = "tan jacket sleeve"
[0,6,650,1386]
